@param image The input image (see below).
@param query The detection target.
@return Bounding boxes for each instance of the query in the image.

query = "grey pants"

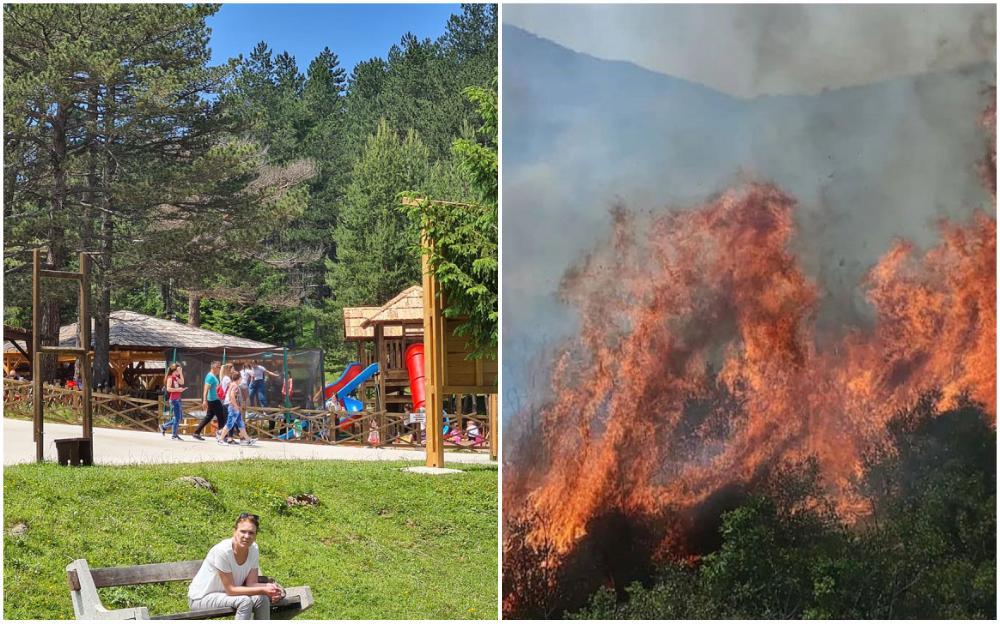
[190,592,270,620]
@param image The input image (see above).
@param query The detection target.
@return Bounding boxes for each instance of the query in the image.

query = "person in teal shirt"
[193,361,226,441]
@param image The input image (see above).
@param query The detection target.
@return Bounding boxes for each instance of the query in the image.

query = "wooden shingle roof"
[5,310,274,353]
[342,306,382,340]
[361,286,424,328]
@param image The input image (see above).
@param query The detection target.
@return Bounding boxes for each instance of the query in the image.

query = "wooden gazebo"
[4,310,274,391]
[3,325,32,375]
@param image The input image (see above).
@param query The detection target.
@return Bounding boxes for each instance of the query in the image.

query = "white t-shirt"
[188,539,259,600]
[252,365,268,381]
[220,376,232,406]
[240,369,252,386]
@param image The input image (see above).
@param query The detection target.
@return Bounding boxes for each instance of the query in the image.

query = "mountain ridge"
[503,24,994,102]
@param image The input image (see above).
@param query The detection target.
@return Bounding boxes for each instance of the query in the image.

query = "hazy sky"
[504,4,996,97]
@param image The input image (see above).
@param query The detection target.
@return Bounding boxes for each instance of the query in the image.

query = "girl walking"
[161,363,187,440]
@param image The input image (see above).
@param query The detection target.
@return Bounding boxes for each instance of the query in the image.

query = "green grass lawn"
[4,460,497,619]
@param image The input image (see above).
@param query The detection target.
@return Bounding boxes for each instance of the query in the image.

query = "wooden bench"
[66,558,313,620]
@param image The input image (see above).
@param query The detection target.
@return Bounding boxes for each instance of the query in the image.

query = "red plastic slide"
[324,362,364,401]
[404,343,426,410]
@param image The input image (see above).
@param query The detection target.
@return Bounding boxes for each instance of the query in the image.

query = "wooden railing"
[1,379,490,452]
[2,379,159,432]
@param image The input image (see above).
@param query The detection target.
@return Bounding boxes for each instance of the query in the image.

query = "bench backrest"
[67,560,202,591]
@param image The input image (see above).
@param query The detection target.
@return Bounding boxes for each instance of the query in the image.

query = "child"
[467,420,483,446]
[217,370,256,446]
[444,418,462,444]
[367,418,380,447]
[217,365,234,443]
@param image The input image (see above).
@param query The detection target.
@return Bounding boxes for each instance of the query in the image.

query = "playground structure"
[342,285,425,414]
[410,196,499,467]
[340,278,498,465]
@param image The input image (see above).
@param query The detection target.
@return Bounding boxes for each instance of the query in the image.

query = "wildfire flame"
[503,97,996,616]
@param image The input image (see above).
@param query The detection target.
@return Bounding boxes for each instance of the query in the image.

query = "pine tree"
[327,121,430,307]
[404,75,498,357]
[4,4,312,383]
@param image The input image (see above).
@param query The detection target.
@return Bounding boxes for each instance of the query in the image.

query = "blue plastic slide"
[335,362,379,413]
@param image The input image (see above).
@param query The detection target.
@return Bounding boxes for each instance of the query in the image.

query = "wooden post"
[421,235,445,468]
[488,394,497,461]
[79,252,93,440]
[32,249,43,462]
[375,324,385,413]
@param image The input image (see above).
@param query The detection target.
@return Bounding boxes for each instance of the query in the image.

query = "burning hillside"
[502,100,996,618]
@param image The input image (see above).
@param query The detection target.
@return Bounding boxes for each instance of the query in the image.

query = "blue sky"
[207,4,461,76]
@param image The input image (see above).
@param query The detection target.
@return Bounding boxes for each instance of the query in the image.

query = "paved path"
[3,419,494,466]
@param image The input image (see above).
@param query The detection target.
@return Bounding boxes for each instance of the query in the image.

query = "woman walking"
[160,363,187,440]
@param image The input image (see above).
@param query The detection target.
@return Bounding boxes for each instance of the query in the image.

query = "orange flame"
[504,100,996,616]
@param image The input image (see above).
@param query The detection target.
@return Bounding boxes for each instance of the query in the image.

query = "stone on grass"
[9,522,28,537]
[286,494,319,507]
[178,476,216,493]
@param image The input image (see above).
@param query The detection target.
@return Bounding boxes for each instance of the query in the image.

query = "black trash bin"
[54,438,93,466]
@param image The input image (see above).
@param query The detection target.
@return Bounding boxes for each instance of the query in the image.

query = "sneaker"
[217,438,228,446]
[248,438,257,446]
[227,438,239,445]
[192,434,204,441]
[171,435,182,441]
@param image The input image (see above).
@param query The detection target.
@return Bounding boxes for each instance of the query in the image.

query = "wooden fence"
[3,379,159,432]
[1,379,490,452]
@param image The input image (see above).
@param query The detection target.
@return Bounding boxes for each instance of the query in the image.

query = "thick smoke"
[504,4,995,98]
[502,8,995,415]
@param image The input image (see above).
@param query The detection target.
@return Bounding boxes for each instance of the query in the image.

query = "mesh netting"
[165,348,325,409]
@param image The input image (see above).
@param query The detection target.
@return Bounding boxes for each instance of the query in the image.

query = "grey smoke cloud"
[503,4,996,97]
[500,7,996,424]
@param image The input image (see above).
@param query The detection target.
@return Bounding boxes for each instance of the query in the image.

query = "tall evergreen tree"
[404,75,498,357]
[4,4,311,383]
[327,121,429,308]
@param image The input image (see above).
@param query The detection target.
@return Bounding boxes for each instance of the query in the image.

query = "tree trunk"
[162,281,173,319]
[188,293,201,327]
[41,102,68,382]
[93,209,114,388]
[93,86,116,389]
[86,85,112,389]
